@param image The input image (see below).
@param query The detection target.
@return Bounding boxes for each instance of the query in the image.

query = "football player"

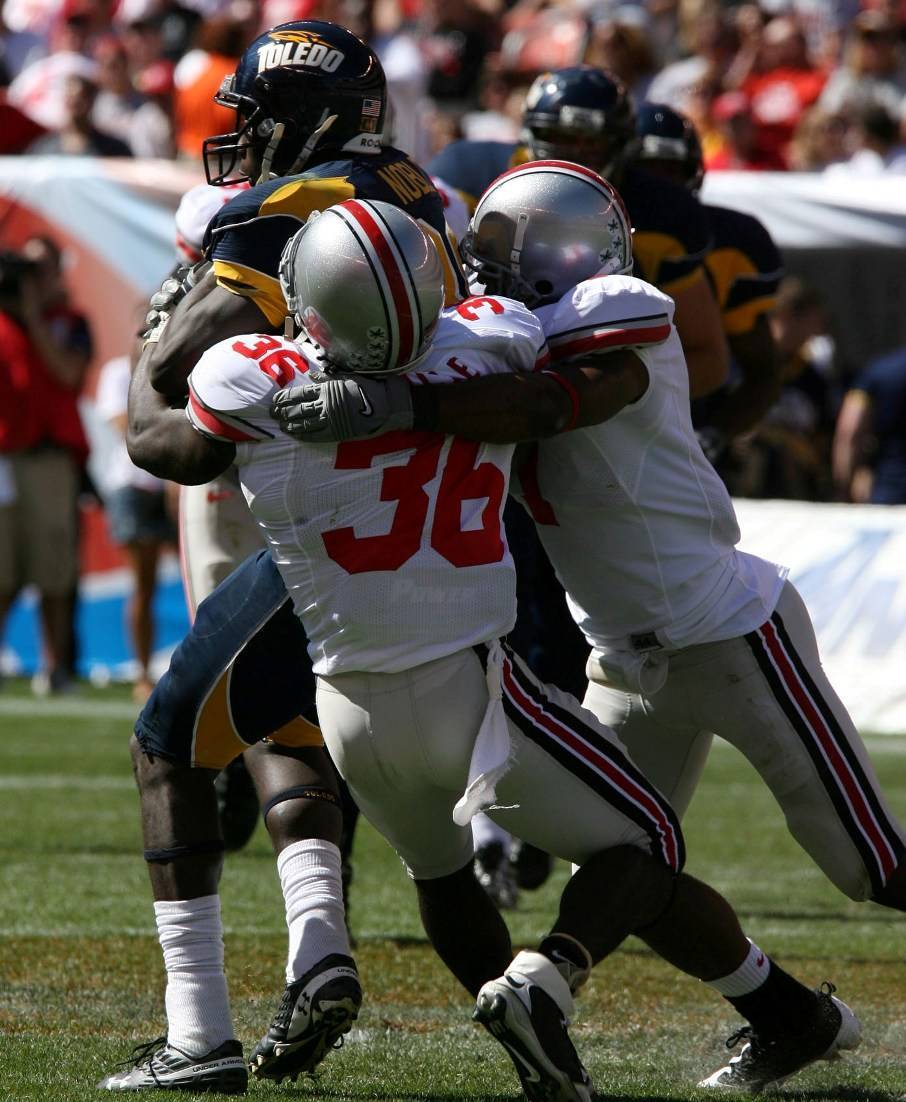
[429,68,732,887]
[108,19,469,1089]
[125,199,858,1102]
[272,163,888,1093]
[428,65,728,399]
[632,102,786,467]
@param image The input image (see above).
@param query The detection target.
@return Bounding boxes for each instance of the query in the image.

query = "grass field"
[1,679,903,1102]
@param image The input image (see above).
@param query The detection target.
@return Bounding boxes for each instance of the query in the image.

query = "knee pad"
[261,785,340,822]
[143,839,225,863]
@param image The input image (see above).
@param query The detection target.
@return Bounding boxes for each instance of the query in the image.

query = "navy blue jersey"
[854,348,906,504]
[704,204,783,337]
[205,147,467,325]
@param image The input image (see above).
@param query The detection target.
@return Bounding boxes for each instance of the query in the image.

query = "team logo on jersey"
[257,31,345,74]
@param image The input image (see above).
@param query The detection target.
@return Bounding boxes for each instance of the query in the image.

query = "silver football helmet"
[462,160,633,307]
[278,199,444,375]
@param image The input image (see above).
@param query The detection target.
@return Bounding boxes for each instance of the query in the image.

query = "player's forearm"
[128,354,234,484]
[708,321,783,439]
[411,371,576,442]
[146,273,271,397]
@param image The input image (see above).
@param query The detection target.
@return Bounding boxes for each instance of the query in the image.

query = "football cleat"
[214,756,260,852]
[698,983,861,1093]
[474,951,598,1102]
[249,953,362,1082]
[475,842,519,910]
[510,840,554,891]
[97,1037,247,1093]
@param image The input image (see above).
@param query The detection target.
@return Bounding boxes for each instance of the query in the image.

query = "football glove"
[271,374,414,443]
[143,260,211,344]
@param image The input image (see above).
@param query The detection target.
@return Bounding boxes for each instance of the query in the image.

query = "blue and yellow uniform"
[206,148,467,323]
[702,203,783,339]
[428,140,711,298]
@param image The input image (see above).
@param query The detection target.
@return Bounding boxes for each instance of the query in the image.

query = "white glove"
[271,373,414,443]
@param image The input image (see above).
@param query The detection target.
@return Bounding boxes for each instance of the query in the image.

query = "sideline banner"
[735,499,906,735]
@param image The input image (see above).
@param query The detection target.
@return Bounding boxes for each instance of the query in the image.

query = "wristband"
[542,370,581,432]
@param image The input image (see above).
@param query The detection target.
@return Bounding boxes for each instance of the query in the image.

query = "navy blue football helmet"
[521,66,636,178]
[203,20,387,186]
[634,102,704,192]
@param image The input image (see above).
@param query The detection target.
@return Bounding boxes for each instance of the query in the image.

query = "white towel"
[452,640,515,826]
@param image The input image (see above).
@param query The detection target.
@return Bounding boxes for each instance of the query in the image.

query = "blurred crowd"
[3,0,906,173]
[3,0,906,691]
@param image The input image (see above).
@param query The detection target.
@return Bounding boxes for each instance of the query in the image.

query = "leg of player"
[97,741,247,1093]
[242,740,362,1085]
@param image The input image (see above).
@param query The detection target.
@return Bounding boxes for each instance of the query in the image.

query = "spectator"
[96,353,176,702]
[738,14,827,167]
[705,90,786,170]
[172,6,257,160]
[787,103,849,170]
[833,342,906,504]
[0,239,91,695]
[583,18,659,104]
[28,72,133,154]
[646,5,737,114]
[0,0,46,84]
[731,278,837,501]
[824,101,906,174]
[819,9,906,120]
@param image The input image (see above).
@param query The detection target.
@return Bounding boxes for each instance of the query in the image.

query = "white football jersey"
[187,296,547,674]
[520,274,786,652]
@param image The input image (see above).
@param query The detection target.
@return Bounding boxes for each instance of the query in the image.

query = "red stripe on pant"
[757,619,898,881]
[500,655,681,871]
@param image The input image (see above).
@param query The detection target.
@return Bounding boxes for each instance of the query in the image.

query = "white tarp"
[701,170,906,249]
[735,498,906,734]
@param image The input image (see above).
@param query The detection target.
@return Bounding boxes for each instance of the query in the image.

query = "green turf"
[1,678,903,1101]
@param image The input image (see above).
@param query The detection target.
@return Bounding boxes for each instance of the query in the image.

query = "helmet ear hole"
[534,279,554,297]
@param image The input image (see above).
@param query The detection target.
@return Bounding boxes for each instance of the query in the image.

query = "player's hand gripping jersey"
[518,273,785,652]
[205,151,467,325]
[187,296,547,675]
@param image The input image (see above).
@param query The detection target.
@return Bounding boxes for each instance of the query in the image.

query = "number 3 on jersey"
[323,431,506,574]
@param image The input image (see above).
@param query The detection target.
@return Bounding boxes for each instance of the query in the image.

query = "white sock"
[472,813,511,851]
[279,839,351,983]
[705,939,771,997]
[154,895,234,1056]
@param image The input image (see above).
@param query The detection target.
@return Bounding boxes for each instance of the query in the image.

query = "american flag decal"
[362,98,382,117]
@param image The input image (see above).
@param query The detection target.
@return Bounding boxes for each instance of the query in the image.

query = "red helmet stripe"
[341,198,416,365]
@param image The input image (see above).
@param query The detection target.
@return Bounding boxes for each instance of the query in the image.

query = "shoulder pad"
[538,275,673,362]
[188,334,312,443]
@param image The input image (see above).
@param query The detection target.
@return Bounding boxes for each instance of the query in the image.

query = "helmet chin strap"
[286,111,339,176]
[256,121,285,184]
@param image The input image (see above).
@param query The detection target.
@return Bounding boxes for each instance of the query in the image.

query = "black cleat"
[97,1037,247,1092]
[699,983,861,1093]
[249,954,361,1082]
[474,952,597,1101]
[215,756,259,851]
[510,840,554,890]
[475,841,519,910]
